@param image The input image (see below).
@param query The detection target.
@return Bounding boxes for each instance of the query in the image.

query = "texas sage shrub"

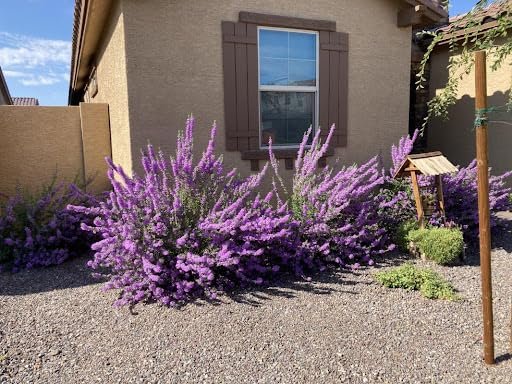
[0,181,97,272]
[372,130,418,243]
[387,130,512,239]
[70,117,299,307]
[269,126,395,271]
[442,161,512,239]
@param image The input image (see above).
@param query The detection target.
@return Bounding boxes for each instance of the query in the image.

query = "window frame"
[257,26,319,149]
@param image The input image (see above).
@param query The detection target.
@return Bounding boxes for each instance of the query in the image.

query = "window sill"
[241,148,334,171]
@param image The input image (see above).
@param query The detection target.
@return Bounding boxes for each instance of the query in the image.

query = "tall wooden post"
[475,50,494,365]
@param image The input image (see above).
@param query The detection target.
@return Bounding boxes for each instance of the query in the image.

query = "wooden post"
[410,171,425,228]
[475,50,494,365]
[435,175,446,217]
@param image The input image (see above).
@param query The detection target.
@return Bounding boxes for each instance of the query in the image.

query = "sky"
[0,0,484,106]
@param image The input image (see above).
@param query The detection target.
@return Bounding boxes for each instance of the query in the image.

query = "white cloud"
[3,70,27,78]
[0,32,71,87]
[20,75,62,86]
[0,32,70,67]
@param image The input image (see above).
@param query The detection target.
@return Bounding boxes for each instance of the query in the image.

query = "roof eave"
[399,0,449,28]
[0,66,13,105]
[68,0,114,105]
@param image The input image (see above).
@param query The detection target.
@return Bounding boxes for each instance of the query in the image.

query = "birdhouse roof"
[394,151,458,178]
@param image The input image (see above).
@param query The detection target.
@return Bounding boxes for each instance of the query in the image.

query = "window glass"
[259,29,317,86]
[259,28,318,147]
[260,92,314,147]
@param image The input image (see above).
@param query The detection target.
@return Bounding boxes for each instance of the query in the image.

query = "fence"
[0,102,111,197]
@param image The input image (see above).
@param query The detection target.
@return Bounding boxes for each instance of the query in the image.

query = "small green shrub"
[375,263,458,300]
[394,220,418,251]
[408,227,464,265]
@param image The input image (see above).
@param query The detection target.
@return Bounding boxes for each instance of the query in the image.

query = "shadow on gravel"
[220,268,366,308]
[496,353,512,364]
[0,255,103,297]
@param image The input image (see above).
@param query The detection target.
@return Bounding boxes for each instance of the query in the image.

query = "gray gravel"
[1,228,512,383]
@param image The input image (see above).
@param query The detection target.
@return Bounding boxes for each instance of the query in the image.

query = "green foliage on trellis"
[416,0,512,133]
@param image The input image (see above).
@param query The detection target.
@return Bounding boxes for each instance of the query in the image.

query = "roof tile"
[12,97,40,106]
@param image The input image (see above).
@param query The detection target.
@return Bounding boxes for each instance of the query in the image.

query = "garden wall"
[0,103,111,197]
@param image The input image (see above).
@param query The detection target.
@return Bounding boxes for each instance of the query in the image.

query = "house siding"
[0,92,9,105]
[428,39,512,175]
[87,0,133,175]
[101,0,412,179]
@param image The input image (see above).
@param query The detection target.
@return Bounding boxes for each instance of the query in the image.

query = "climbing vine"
[416,0,512,132]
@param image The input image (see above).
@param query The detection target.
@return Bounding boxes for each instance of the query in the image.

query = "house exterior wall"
[86,0,133,175]
[428,41,512,175]
[116,0,411,179]
[0,91,9,105]
[0,104,110,197]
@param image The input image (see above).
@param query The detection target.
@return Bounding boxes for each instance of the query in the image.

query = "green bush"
[394,220,419,251]
[408,227,464,265]
[375,263,458,300]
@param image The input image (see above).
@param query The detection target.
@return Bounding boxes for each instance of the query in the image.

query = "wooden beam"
[239,12,336,32]
[397,5,425,27]
[435,175,445,217]
[407,151,443,160]
[410,171,425,228]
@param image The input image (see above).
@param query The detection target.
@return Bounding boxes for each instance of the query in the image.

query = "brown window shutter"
[222,21,259,151]
[319,31,348,147]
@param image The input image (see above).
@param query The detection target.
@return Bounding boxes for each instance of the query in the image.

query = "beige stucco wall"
[428,43,512,175]
[80,103,112,192]
[0,104,111,197]
[87,0,132,175]
[115,0,411,179]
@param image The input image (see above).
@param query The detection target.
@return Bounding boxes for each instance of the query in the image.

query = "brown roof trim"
[438,20,501,45]
[69,0,87,105]
[435,0,511,44]
[0,66,13,105]
[68,0,114,105]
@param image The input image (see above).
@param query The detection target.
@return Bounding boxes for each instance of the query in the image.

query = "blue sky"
[0,0,482,105]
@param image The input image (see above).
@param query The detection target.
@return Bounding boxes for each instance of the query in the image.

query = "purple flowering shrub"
[386,129,512,239]
[0,181,97,272]
[376,130,419,237]
[441,161,512,239]
[70,117,298,307]
[390,129,419,176]
[270,126,395,271]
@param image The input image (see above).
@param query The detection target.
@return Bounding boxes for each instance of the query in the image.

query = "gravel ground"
[1,228,512,383]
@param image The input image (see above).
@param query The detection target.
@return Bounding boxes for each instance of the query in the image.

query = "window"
[221,14,348,168]
[258,27,318,148]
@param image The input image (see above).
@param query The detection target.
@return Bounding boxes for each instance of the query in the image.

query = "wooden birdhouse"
[393,151,458,228]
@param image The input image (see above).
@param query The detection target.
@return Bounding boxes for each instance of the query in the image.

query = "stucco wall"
[87,0,132,175]
[428,43,512,175]
[0,104,110,197]
[118,0,411,179]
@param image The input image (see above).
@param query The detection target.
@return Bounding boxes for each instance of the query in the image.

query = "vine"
[416,0,512,133]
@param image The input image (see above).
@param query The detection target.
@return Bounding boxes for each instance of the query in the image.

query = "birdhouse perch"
[393,151,458,228]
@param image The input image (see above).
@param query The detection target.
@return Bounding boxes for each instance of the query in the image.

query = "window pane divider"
[260,85,317,92]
